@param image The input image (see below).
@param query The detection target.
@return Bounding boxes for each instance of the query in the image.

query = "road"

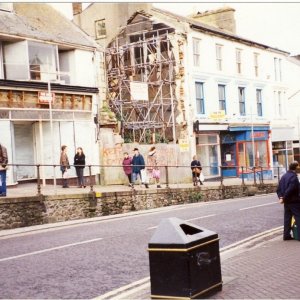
[0,193,282,299]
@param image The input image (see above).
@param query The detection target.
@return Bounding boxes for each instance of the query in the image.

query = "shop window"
[238,87,246,116]
[193,38,201,67]
[196,134,219,176]
[256,89,262,116]
[237,140,269,170]
[218,84,226,112]
[195,82,205,115]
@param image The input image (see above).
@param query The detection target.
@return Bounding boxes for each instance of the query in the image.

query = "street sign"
[209,110,226,121]
[38,92,55,104]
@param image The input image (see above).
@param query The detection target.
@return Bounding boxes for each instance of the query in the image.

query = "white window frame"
[236,49,242,74]
[195,82,205,115]
[238,86,246,116]
[216,44,223,71]
[256,89,263,116]
[254,52,259,77]
[193,38,201,67]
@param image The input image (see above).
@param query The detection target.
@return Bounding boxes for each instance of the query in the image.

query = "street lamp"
[250,104,255,168]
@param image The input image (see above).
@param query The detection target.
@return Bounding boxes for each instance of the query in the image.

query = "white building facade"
[0,3,102,186]
[184,21,291,178]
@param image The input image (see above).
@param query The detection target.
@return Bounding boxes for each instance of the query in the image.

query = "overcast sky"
[50,1,300,55]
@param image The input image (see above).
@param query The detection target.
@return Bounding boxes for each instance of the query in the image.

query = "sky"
[49,1,300,55]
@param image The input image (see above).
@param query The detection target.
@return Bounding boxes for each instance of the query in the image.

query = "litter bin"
[148,217,222,299]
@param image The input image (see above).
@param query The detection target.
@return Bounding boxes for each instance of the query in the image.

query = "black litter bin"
[148,217,222,299]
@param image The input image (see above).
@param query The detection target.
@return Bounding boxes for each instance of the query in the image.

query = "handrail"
[4,163,283,196]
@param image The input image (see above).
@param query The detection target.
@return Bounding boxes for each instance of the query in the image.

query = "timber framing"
[105,12,182,144]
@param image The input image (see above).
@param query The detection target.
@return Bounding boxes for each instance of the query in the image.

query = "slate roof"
[130,7,289,55]
[0,3,98,49]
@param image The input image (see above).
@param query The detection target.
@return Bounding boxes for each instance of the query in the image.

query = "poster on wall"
[179,138,189,152]
[130,82,149,101]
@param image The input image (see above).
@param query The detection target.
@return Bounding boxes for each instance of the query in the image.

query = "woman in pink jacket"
[122,152,133,187]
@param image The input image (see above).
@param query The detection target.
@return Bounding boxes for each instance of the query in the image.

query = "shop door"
[221,143,237,177]
[14,123,35,180]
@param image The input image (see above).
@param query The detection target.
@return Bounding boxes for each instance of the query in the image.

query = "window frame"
[256,89,263,116]
[238,86,246,116]
[216,44,223,71]
[193,38,201,67]
[254,52,259,77]
[195,82,205,115]
[236,48,242,74]
[278,91,282,116]
[218,84,226,113]
[95,19,107,39]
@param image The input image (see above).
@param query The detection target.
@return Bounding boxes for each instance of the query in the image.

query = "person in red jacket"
[122,152,133,187]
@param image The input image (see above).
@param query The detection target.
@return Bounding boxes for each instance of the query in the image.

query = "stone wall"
[0,183,277,230]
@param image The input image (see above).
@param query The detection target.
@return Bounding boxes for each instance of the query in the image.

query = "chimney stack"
[190,6,236,34]
[72,3,82,16]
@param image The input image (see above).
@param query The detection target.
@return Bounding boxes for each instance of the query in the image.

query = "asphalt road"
[0,193,282,299]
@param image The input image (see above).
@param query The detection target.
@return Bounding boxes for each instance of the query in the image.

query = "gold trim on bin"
[148,238,220,252]
[150,282,223,300]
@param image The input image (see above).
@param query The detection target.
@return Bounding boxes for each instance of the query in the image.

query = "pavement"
[97,227,300,300]
[6,177,279,198]
[5,177,300,300]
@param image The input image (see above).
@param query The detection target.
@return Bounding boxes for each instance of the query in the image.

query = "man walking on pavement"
[132,148,148,188]
[0,143,8,197]
[277,161,300,241]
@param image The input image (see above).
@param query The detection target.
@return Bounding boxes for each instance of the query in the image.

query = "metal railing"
[4,163,285,196]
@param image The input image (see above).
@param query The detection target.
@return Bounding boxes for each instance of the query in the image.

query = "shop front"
[271,126,294,171]
[221,125,271,179]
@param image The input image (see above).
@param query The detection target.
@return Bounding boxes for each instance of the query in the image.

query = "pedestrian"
[147,146,161,188]
[74,147,86,188]
[191,155,203,186]
[132,148,148,188]
[60,145,70,188]
[122,152,133,187]
[0,143,8,197]
[276,161,300,241]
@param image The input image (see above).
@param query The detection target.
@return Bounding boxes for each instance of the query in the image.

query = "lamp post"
[47,79,57,189]
[250,104,255,168]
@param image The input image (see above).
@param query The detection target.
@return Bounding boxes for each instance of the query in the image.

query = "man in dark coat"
[131,148,148,188]
[0,143,8,197]
[277,161,300,240]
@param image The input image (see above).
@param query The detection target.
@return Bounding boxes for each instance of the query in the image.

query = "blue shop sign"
[245,130,268,141]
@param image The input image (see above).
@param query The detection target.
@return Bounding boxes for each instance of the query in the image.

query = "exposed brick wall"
[0,184,277,230]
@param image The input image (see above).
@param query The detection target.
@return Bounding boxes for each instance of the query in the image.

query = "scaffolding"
[105,12,179,143]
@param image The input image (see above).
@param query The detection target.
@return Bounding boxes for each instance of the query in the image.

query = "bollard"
[253,167,257,185]
[88,165,93,192]
[260,166,264,184]
[220,166,224,186]
[36,164,41,195]
[241,166,245,185]
[165,166,169,188]
[277,166,280,184]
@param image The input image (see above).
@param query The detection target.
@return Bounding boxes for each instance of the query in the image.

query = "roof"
[0,3,98,49]
[149,7,290,55]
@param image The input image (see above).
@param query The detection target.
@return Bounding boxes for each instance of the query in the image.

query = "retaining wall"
[0,183,277,230]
